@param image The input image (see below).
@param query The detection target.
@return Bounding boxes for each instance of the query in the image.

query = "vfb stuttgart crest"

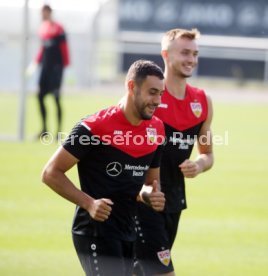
[190,102,202,118]
[157,249,171,266]
[146,127,157,143]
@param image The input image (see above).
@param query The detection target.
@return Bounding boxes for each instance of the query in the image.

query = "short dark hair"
[42,4,52,13]
[126,60,164,87]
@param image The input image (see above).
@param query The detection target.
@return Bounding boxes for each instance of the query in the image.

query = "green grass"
[0,92,268,275]
[173,103,268,275]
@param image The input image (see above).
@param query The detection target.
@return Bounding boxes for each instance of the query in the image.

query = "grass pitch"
[0,91,268,275]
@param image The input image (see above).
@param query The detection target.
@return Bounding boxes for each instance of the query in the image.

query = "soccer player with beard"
[41,60,166,276]
[134,29,214,276]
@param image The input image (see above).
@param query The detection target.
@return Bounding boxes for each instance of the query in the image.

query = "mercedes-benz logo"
[106,162,123,177]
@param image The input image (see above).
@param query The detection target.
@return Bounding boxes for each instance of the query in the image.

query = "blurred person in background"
[133,28,214,276]
[27,4,70,138]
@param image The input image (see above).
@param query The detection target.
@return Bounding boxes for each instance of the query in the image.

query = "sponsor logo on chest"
[125,164,149,176]
[106,162,123,177]
[190,101,202,118]
[106,162,149,177]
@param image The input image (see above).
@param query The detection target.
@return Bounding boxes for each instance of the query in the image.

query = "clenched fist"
[87,198,114,222]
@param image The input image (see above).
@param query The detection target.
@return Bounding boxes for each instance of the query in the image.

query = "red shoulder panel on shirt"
[154,83,208,131]
[81,106,165,158]
[38,21,64,39]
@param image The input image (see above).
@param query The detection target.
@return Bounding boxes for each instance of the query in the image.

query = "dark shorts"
[39,64,63,96]
[134,204,181,275]
[72,234,134,276]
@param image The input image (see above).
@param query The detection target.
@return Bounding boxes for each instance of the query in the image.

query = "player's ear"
[161,50,168,59]
[127,79,135,95]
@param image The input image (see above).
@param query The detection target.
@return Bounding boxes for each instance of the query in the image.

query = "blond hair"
[161,28,200,50]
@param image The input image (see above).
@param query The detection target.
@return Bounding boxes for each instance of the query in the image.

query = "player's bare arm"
[137,167,165,211]
[179,95,214,178]
[41,146,113,222]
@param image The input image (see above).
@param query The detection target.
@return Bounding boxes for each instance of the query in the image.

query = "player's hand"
[147,180,165,211]
[87,198,113,222]
[25,62,38,78]
[179,159,201,178]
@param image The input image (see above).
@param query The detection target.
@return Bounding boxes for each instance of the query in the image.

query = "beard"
[133,89,153,120]
[137,103,154,120]
[140,110,153,120]
[134,98,156,120]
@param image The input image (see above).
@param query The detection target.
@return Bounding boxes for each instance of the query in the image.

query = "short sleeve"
[62,122,95,160]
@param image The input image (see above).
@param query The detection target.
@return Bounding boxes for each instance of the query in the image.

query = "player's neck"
[121,101,143,126]
[164,73,187,100]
